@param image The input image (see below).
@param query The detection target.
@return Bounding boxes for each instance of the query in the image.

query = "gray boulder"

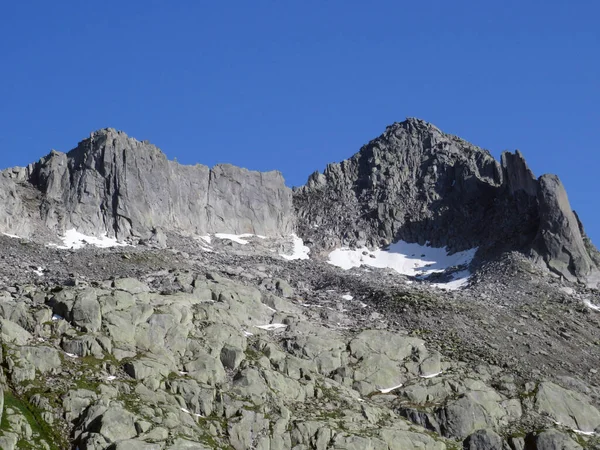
[0,319,32,345]
[71,289,102,332]
[534,382,600,432]
[463,429,504,450]
[526,430,583,450]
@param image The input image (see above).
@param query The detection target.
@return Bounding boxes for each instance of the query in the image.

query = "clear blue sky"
[1,1,598,242]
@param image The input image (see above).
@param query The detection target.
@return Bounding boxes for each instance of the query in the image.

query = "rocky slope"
[0,120,598,449]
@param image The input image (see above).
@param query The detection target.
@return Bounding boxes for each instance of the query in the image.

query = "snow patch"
[420,371,442,379]
[280,234,310,260]
[106,375,117,382]
[214,233,251,245]
[52,314,64,321]
[584,299,600,311]
[554,421,598,436]
[2,232,21,239]
[328,241,476,290]
[181,407,204,418]
[33,267,44,277]
[341,294,354,301]
[65,353,79,359]
[431,271,471,291]
[378,384,403,394]
[243,331,254,337]
[256,324,287,331]
[50,229,129,250]
[200,235,212,244]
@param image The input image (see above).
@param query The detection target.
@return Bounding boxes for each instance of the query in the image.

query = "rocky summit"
[0,120,598,450]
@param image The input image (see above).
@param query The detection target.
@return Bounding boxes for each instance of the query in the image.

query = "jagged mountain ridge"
[0,119,598,285]
[294,118,599,285]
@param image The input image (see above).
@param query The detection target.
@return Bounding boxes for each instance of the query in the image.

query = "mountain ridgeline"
[1,119,598,285]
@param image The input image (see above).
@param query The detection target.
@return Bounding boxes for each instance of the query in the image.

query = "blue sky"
[1,1,598,242]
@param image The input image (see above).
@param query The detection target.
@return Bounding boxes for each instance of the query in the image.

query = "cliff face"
[293,118,599,285]
[3,128,294,241]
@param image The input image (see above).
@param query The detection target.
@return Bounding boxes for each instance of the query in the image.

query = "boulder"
[71,289,102,332]
[526,429,583,450]
[534,382,600,432]
[463,429,504,450]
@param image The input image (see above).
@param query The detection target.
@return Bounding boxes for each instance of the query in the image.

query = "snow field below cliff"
[328,241,477,290]
[279,234,310,260]
[49,229,130,250]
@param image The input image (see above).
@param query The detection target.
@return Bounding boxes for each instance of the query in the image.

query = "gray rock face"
[534,175,599,284]
[294,118,599,283]
[1,129,294,242]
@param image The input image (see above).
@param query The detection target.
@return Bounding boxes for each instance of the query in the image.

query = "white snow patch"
[65,353,79,359]
[280,234,310,261]
[178,371,189,376]
[34,267,44,276]
[341,294,354,301]
[106,375,117,382]
[52,314,64,321]
[243,331,254,337]
[256,324,287,331]
[181,407,204,418]
[573,429,597,436]
[2,232,21,239]
[214,233,251,245]
[328,241,476,290]
[584,299,600,311]
[265,306,277,313]
[420,371,442,379]
[554,421,598,436]
[431,270,472,291]
[200,235,212,244]
[50,229,129,250]
[378,384,403,394]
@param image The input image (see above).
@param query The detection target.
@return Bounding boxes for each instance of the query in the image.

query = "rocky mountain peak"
[295,121,599,286]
